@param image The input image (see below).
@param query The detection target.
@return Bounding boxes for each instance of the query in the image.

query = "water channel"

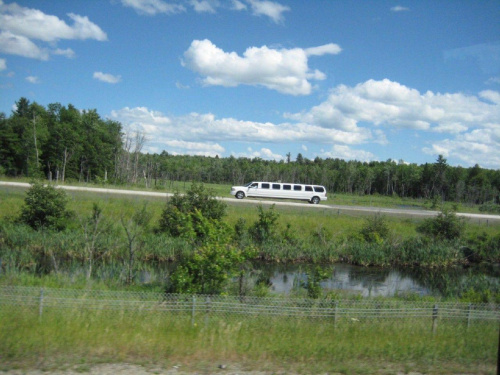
[134,262,500,298]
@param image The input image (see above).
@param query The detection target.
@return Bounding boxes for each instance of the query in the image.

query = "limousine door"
[247,182,261,198]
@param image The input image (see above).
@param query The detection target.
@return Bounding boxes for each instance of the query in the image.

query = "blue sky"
[0,0,499,168]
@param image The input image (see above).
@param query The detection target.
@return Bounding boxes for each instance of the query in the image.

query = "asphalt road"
[2,181,500,222]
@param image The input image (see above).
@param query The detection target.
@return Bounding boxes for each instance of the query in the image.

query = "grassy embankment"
[0,304,496,374]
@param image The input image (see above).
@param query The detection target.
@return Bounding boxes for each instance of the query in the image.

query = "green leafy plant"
[359,214,389,243]
[416,209,465,240]
[249,205,280,244]
[18,181,72,231]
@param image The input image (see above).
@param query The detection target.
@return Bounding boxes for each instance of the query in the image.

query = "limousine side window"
[314,186,325,193]
[293,185,302,191]
[250,183,258,188]
[272,184,281,190]
[305,186,313,192]
[261,183,270,189]
[283,184,291,190]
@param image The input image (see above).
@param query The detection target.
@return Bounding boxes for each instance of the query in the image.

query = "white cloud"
[0,31,49,60]
[53,48,75,59]
[121,0,185,15]
[190,0,218,13]
[0,1,106,60]
[0,57,5,70]
[390,5,410,12]
[320,145,375,162]
[109,106,373,156]
[0,2,107,42]
[93,72,122,84]
[182,39,341,95]
[288,79,500,133]
[232,147,283,160]
[25,75,40,84]
[423,128,500,168]
[231,0,247,11]
[486,76,500,85]
[247,0,290,23]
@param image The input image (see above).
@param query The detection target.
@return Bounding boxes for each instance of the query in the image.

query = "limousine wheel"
[235,191,245,199]
[311,196,320,204]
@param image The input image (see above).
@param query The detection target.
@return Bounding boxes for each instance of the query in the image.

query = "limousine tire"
[310,196,320,204]
[235,191,245,199]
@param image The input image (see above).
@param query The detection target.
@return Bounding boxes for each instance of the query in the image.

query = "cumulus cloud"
[0,31,49,60]
[0,1,106,60]
[109,78,500,167]
[246,0,290,23]
[182,39,341,95]
[287,79,500,133]
[93,72,122,84]
[109,106,374,156]
[423,128,500,168]
[120,0,185,15]
[0,58,5,70]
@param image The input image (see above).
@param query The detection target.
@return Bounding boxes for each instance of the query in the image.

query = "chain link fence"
[1,285,499,330]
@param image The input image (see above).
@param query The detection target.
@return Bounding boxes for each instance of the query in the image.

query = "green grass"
[0,305,496,374]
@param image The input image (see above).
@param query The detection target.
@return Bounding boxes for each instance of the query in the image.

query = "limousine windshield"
[231,181,327,204]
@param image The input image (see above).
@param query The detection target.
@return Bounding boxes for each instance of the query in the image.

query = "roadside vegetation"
[1,181,499,302]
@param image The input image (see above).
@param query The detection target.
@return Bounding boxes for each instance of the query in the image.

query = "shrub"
[18,182,72,231]
[359,214,389,243]
[158,183,227,241]
[249,205,280,244]
[416,209,465,240]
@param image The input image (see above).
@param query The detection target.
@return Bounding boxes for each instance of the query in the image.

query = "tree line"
[1,98,499,206]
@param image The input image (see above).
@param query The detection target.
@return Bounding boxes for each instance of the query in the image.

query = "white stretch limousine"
[230,182,327,204]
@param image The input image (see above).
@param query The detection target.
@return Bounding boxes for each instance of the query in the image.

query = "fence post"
[191,295,196,326]
[432,304,438,334]
[333,301,338,327]
[467,303,473,329]
[39,288,44,320]
[205,296,211,327]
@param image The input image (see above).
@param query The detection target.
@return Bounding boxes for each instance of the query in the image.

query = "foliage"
[249,205,280,244]
[303,266,331,299]
[416,209,466,240]
[359,214,390,243]
[158,183,227,241]
[168,242,246,294]
[18,182,72,231]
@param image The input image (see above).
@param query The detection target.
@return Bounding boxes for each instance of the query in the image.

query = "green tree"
[18,182,72,231]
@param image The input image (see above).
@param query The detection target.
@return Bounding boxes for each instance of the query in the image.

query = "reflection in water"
[264,264,429,297]
[255,262,500,298]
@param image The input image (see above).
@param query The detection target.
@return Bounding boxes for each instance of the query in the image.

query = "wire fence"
[1,285,499,330]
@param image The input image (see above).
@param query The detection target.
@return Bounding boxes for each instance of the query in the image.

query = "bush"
[158,183,227,241]
[416,209,465,240]
[359,214,389,243]
[18,182,72,231]
[249,205,280,244]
